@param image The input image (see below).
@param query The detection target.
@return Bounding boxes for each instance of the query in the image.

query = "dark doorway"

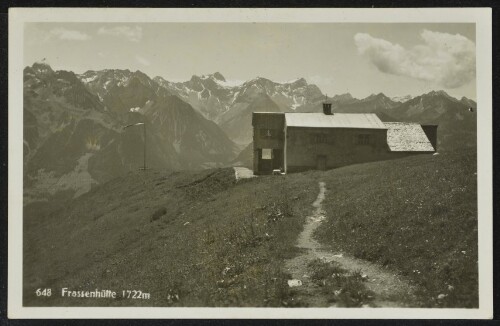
[258,148,273,174]
[272,149,284,171]
[317,155,327,171]
[257,148,284,174]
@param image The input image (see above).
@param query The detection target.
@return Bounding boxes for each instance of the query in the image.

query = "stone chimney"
[323,101,333,115]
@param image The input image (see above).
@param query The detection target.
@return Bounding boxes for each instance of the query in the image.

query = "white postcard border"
[8,7,493,319]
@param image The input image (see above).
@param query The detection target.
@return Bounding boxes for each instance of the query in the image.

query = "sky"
[24,23,476,100]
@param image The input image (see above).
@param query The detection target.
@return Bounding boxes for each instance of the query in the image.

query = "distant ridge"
[24,62,477,200]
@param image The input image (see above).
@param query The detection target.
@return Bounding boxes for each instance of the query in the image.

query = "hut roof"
[385,122,435,152]
[285,113,387,129]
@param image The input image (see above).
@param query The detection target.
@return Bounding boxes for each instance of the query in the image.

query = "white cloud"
[354,30,476,88]
[135,55,150,66]
[98,26,143,42]
[48,28,91,41]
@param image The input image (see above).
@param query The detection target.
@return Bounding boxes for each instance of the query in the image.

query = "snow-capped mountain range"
[148,72,477,145]
[24,63,238,202]
[23,62,477,200]
[153,73,324,121]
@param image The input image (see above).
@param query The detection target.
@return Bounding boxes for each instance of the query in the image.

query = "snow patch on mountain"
[81,75,98,84]
[217,79,245,88]
[391,95,414,103]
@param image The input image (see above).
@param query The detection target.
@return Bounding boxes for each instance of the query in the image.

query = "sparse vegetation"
[306,259,374,307]
[150,207,166,222]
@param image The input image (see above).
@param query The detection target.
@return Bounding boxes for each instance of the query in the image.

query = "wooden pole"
[143,122,146,170]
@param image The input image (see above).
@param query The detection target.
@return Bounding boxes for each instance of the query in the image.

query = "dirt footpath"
[284,181,417,307]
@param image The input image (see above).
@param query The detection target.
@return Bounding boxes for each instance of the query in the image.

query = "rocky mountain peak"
[331,93,354,103]
[335,92,353,98]
[29,62,55,76]
[364,92,390,101]
[424,90,455,99]
[133,70,149,78]
[288,78,308,87]
[153,76,166,83]
[189,74,204,83]
[212,72,226,82]
[244,77,276,88]
[189,72,227,84]
[460,96,477,109]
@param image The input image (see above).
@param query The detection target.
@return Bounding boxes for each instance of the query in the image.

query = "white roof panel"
[385,122,435,152]
[285,113,387,129]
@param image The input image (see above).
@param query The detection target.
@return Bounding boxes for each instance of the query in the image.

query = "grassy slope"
[315,151,478,307]
[24,151,477,308]
[24,168,320,307]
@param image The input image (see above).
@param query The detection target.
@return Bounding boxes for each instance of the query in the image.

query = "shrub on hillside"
[150,207,166,222]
